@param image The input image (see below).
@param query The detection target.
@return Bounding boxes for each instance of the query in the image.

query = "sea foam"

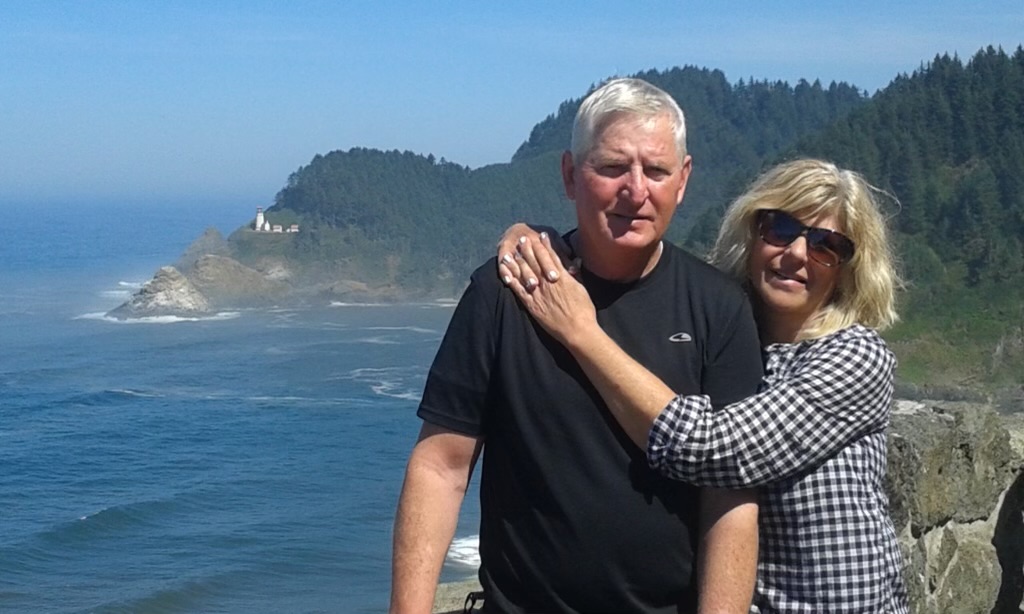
[339,367,425,401]
[76,312,241,324]
[446,535,481,569]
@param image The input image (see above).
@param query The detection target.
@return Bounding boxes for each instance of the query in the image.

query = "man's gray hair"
[571,78,687,162]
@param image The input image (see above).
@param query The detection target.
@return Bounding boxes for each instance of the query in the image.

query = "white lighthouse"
[254,207,265,231]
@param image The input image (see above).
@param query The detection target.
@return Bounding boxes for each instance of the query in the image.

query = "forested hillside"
[791,46,1024,388]
[253,148,569,296]
[236,46,1024,390]
[256,66,867,296]
[514,65,867,225]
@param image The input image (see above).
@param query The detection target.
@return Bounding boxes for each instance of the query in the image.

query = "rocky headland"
[107,227,411,319]
[433,398,1024,614]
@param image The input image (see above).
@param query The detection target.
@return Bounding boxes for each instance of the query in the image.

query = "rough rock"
[175,227,230,272]
[106,266,210,319]
[254,258,292,281]
[313,279,408,303]
[888,401,1016,534]
[187,254,290,307]
[888,400,1023,614]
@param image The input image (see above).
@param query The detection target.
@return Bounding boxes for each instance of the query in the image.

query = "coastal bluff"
[107,228,406,319]
[433,399,1024,614]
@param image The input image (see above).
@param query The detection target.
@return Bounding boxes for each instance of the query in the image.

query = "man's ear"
[560,151,576,200]
[676,154,693,204]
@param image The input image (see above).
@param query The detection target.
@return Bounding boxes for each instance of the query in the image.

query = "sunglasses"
[755,209,855,267]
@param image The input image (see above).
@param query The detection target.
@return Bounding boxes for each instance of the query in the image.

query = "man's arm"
[390,423,483,614]
[697,488,759,614]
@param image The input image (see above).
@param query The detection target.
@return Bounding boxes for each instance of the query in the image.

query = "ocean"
[0,201,480,613]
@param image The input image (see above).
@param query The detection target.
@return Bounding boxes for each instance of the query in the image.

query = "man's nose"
[622,168,648,204]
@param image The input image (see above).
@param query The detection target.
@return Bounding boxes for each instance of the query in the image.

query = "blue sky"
[2,1,1021,207]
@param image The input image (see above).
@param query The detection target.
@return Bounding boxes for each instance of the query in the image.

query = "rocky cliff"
[107,234,295,318]
[187,254,291,307]
[106,266,211,320]
[107,230,411,318]
[433,400,1024,614]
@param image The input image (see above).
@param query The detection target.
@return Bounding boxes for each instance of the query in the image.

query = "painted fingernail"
[501,253,513,264]
[539,231,548,241]
[527,277,537,288]
[518,236,528,244]
[502,275,511,285]
[547,270,558,281]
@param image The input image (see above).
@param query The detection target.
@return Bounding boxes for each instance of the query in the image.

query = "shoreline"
[434,579,483,613]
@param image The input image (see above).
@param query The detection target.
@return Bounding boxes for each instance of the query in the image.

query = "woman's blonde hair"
[709,158,902,340]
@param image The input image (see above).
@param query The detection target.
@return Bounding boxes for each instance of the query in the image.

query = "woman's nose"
[784,235,809,262]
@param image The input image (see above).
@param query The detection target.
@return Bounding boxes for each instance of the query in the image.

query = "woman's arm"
[503,233,684,448]
[509,237,896,490]
[648,326,896,488]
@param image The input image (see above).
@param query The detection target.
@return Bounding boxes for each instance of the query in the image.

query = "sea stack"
[107,266,211,320]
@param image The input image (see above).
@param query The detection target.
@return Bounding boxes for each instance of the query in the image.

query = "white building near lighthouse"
[252,207,298,233]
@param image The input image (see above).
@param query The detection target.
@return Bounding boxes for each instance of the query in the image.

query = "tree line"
[236,46,1024,387]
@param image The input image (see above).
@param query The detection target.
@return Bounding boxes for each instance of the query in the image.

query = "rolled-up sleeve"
[648,325,895,488]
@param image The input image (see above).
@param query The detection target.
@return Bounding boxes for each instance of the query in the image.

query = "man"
[390,78,763,614]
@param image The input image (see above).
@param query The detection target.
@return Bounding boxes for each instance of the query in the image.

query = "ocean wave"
[329,300,457,309]
[106,388,165,399]
[338,367,426,401]
[446,535,481,569]
[242,394,350,407]
[66,388,166,406]
[90,571,245,613]
[100,289,133,299]
[351,325,442,345]
[328,301,393,308]
[75,311,241,324]
[76,503,158,526]
[353,335,401,345]
[24,496,186,549]
[363,325,439,335]
[429,299,458,307]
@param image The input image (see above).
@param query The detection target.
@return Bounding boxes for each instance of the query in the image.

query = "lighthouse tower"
[254,207,265,231]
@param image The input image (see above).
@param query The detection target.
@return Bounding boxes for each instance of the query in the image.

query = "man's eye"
[599,164,628,176]
[646,167,670,179]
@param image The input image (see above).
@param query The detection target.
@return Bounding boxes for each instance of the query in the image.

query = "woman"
[496,158,909,613]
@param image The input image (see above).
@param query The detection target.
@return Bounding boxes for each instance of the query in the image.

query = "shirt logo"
[668,332,692,343]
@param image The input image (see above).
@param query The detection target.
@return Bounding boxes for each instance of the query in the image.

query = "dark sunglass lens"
[808,231,853,266]
[830,235,856,263]
[763,211,801,246]
[808,239,840,266]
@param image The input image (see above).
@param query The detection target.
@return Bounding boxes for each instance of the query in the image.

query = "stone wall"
[889,401,1024,614]
[433,400,1024,614]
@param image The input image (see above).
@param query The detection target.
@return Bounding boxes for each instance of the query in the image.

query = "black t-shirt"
[419,243,763,614]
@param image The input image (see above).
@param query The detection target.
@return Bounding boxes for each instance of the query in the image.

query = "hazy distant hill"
[223,45,1024,389]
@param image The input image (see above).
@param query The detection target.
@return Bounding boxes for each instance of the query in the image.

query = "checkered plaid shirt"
[649,324,909,614]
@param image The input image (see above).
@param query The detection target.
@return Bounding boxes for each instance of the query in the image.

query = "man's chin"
[604,229,661,250]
